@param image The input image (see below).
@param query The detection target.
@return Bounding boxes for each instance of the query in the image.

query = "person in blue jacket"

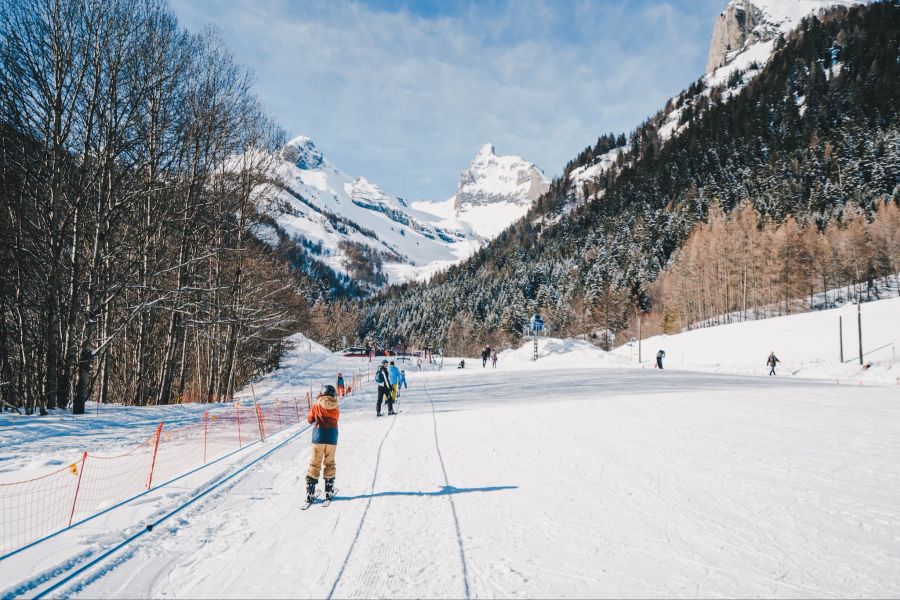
[399,369,408,390]
[388,361,401,402]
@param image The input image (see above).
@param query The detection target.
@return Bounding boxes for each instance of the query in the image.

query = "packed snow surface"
[611,295,900,384]
[3,327,899,598]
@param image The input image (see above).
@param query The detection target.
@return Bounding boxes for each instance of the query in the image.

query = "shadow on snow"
[332,484,517,502]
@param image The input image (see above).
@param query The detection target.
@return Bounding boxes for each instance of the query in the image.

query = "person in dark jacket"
[767,352,780,376]
[306,385,339,501]
[656,349,666,369]
[375,360,394,416]
[481,346,489,368]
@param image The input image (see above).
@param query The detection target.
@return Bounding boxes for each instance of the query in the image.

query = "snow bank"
[498,337,632,370]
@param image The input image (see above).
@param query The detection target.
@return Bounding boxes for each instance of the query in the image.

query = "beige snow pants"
[307,443,336,480]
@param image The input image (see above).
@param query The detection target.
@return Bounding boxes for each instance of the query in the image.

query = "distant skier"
[491,350,498,368]
[336,372,345,397]
[375,360,394,416]
[306,384,339,502]
[458,359,466,369]
[399,369,408,390]
[389,361,401,402]
[656,349,666,370]
[481,346,489,368]
[767,352,780,376]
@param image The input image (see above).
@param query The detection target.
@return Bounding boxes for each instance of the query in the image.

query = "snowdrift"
[498,338,631,370]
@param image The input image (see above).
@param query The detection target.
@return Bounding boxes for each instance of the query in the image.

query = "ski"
[322,489,339,507]
[301,492,321,510]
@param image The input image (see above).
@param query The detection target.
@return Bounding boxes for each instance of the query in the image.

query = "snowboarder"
[491,350,498,368]
[656,349,666,369]
[306,385,340,503]
[389,361,401,402]
[399,369,408,389]
[375,360,394,416]
[458,359,466,369]
[336,372,345,397]
[767,352,780,376]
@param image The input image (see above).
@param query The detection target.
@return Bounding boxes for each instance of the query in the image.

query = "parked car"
[342,347,369,357]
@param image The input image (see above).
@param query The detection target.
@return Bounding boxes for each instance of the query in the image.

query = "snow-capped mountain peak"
[454,143,549,211]
[262,135,548,289]
[281,135,325,170]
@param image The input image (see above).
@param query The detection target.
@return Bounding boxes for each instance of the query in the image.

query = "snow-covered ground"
[2,331,899,598]
[611,296,900,385]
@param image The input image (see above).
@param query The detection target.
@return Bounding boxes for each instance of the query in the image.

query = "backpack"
[375,368,385,384]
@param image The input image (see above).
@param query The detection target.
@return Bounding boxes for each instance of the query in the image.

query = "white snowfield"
[609,296,900,385]
[2,330,900,598]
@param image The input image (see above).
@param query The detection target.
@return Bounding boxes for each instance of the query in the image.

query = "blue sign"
[530,314,544,332]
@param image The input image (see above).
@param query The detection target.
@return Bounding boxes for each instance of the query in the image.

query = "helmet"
[382,359,389,365]
[322,385,337,397]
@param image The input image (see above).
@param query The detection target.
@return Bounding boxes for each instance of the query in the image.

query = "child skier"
[306,384,339,502]
[336,372,345,397]
[389,361,401,402]
[399,369,408,390]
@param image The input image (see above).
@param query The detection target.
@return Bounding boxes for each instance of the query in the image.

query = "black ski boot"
[324,477,335,500]
[306,476,317,503]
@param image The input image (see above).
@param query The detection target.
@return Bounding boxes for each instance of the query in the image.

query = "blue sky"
[171,0,725,200]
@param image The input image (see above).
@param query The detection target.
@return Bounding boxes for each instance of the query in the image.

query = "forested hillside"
[365,2,900,354]
[0,0,321,414]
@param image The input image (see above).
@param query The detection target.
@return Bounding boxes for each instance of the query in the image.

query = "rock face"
[453,143,549,210]
[281,135,324,170]
[706,1,767,73]
[706,0,861,75]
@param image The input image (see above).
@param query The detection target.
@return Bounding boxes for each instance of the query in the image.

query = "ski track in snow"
[424,377,470,599]
[2,355,900,598]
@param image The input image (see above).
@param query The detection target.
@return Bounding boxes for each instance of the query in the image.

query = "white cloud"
[171,0,720,200]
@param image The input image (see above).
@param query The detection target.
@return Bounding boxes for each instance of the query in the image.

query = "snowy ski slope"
[2,336,899,598]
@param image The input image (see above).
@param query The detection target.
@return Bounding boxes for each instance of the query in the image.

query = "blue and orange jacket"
[308,393,339,445]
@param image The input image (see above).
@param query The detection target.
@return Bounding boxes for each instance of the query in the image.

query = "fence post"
[275,399,283,431]
[236,402,242,448]
[68,452,87,526]
[306,392,311,411]
[255,404,266,441]
[203,411,209,463]
[147,422,163,489]
[294,398,300,422]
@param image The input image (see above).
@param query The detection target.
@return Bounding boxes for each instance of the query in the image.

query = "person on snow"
[336,372,345,397]
[656,349,666,369]
[481,346,489,368]
[375,360,394,416]
[388,361,401,402]
[306,384,340,502]
[399,369,408,390]
[458,359,466,369]
[491,350,498,368]
[767,352,780,376]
